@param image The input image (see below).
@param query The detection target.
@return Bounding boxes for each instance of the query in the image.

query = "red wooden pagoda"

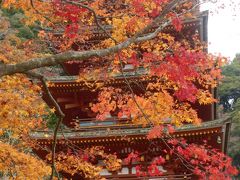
[31,11,232,179]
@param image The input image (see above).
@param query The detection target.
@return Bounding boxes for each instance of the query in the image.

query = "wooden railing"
[72,117,139,131]
[103,173,193,179]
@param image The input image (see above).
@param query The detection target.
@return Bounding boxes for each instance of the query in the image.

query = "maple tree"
[0,0,238,179]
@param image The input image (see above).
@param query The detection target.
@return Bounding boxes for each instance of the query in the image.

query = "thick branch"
[0,0,179,77]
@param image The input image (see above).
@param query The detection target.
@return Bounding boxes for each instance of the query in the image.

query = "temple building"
[31,10,231,180]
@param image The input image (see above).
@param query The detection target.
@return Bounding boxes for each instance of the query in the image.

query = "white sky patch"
[201,0,240,60]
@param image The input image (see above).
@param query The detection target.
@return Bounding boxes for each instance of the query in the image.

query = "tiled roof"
[30,117,230,140]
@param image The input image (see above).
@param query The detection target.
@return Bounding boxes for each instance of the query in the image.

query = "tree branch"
[26,71,65,179]
[0,0,179,77]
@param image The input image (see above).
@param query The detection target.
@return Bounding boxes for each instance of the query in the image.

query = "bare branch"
[26,71,65,179]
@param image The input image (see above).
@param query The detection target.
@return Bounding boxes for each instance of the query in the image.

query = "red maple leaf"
[171,16,182,31]
[147,125,164,139]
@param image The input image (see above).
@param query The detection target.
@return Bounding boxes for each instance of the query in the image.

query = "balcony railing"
[73,116,135,130]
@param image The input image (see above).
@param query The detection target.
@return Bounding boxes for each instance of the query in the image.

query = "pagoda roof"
[61,12,208,75]
[45,68,148,83]
[31,117,230,142]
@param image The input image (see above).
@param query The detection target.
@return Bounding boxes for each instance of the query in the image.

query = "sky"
[201,0,240,60]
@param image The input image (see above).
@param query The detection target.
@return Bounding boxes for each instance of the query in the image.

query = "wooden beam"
[57,97,73,103]
[65,103,80,109]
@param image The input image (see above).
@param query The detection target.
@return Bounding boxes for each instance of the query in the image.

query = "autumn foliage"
[0,0,238,179]
[0,142,51,178]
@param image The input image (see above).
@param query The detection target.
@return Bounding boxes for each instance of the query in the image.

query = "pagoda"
[31,10,231,180]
